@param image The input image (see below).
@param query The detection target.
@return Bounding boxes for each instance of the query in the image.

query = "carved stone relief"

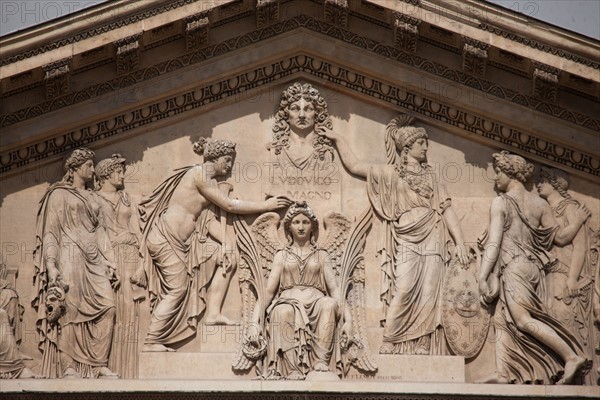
[0,262,34,379]
[478,151,593,385]
[0,81,598,391]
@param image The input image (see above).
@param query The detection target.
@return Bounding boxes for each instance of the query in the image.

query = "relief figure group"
[2,83,598,385]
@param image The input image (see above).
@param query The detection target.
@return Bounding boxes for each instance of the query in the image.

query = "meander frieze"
[1,53,598,181]
[1,14,598,136]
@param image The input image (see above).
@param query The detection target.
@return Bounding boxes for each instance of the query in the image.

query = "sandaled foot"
[143,343,176,352]
[204,314,239,326]
[286,371,305,380]
[62,367,81,379]
[415,345,429,355]
[558,356,586,384]
[379,343,394,354]
[98,367,119,378]
[477,371,509,384]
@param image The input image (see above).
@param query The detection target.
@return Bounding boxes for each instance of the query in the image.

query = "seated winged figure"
[232,201,377,380]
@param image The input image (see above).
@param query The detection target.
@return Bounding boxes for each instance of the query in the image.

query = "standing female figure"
[95,154,145,378]
[324,116,469,355]
[33,148,119,378]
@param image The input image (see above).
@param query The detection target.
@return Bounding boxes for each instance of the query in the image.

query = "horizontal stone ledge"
[2,380,599,398]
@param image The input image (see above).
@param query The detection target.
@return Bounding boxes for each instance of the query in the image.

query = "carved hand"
[341,321,354,346]
[453,243,472,268]
[478,279,493,306]
[109,268,121,290]
[574,203,591,224]
[266,196,293,210]
[246,324,262,346]
[564,278,580,298]
[130,267,147,288]
[46,261,60,285]
[317,126,340,142]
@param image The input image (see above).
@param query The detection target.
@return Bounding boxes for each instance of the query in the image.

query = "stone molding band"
[2,14,598,132]
[1,53,598,181]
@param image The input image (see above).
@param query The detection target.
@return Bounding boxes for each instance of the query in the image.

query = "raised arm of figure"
[319,127,369,178]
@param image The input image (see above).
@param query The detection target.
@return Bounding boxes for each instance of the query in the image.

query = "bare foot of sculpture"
[204,314,238,326]
[286,371,305,380]
[98,367,119,379]
[478,371,509,384]
[143,343,176,352]
[379,342,394,354]
[313,362,329,372]
[63,367,81,379]
[557,356,586,384]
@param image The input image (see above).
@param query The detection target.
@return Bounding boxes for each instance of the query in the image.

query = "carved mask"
[45,286,67,324]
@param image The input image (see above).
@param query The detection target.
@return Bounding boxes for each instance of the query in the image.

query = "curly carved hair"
[492,150,534,184]
[193,138,237,162]
[268,83,334,161]
[95,154,126,186]
[61,148,95,185]
[283,201,319,246]
[538,167,571,199]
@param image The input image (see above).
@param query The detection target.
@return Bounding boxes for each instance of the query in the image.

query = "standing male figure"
[140,138,291,352]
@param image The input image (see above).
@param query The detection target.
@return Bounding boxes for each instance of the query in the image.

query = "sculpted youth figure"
[140,138,291,352]
[478,151,589,384]
[246,202,352,379]
[536,167,595,383]
[324,116,469,355]
[95,155,145,378]
[33,148,119,378]
[268,82,335,171]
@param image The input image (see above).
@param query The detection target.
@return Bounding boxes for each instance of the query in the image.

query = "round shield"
[441,255,490,358]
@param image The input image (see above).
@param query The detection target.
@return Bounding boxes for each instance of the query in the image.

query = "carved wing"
[338,207,377,375]
[319,212,352,275]
[231,213,283,373]
[250,212,285,277]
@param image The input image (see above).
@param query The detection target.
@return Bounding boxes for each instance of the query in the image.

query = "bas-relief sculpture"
[138,138,291,352]
[478,151,591,385]
[537,167,596,384]
[0,262,34,379]
[233,201,376,380]
[266,83,341,214]
[3,82,598,386]
[33,149,119,379]
[323,115,473,356]
[95,155,145,379]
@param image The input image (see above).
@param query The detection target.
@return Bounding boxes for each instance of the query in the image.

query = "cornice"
[1,51,598,182]
[2,14,598,133]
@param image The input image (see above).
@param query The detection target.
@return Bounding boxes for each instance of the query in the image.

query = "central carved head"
[269,82,334,161]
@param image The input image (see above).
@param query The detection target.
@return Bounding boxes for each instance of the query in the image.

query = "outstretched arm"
[195,170,291,214]
[320,128,369,178]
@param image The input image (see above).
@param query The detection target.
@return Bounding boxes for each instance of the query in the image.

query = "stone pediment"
[1,1,599,398]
